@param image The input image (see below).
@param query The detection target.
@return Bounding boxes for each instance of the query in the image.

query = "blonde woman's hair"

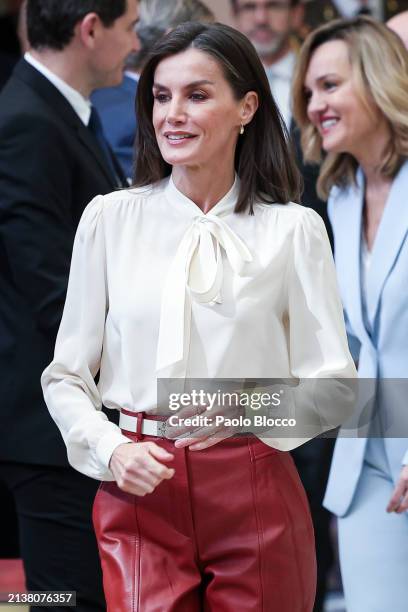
[292,16,408,199]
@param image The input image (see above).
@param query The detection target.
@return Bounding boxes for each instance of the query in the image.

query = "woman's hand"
[109,442,175,496]
[387,466,408,513]
[166,403,244,451]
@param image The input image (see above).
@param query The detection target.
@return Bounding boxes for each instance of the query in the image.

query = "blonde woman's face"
[304,40,383,158]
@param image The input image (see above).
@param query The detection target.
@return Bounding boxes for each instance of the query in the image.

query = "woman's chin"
[163,154,199,167]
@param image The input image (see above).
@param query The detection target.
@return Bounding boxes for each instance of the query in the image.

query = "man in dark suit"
[0,0,139,609]
[231,2,334,610]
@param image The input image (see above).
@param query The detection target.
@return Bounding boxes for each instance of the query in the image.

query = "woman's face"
[152,48,252,172]
[304,40,385,159]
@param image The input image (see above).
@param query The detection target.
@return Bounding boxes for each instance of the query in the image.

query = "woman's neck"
[361,166,393,251]
[354,121,391,190]
[172,165,236,214]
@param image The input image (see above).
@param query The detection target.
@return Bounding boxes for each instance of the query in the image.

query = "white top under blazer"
[41,175,356,481]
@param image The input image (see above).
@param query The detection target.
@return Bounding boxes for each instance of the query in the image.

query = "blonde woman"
[293,16,408,612]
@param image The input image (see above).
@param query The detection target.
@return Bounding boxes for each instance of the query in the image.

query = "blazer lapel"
[334,169,369,344]
[15,59,121,187]
[76,123,124,187]
[366,161,408,328]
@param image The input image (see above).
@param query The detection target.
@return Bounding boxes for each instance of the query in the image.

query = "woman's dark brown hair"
[133,21,301,213]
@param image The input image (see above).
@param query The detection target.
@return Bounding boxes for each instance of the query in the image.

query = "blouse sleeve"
[41,196,131,481]
[253,208,357,451]
[287,208,355,378]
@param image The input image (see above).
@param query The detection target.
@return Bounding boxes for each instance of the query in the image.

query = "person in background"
[303,0,405,35]
[92,0,214,180]
[231,0,303,127]
[230,0,331,236]
[293,16,408,612]
[0,0,26,561]
[231,2,334,609]
[388,9,408,47]
[0,0,139,609]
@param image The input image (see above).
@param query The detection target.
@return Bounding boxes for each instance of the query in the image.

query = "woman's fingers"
[166,404,207,438]
[110,441,175,495]
[188,431,231,451]
[386,481,405,512]
[387,466,408,513]
[174,423,236,449]
[146,441,174,463]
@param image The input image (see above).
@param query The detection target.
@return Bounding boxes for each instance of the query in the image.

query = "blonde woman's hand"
[387,466,408,513]
[109,442,175,496]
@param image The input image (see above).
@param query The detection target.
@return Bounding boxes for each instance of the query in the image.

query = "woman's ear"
[241,91,259,127]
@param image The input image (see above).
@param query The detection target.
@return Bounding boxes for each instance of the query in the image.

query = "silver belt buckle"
[156,420,167,438]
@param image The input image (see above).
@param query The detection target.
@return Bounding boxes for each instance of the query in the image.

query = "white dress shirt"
[42,176,356,481]
[360,236,373,337]
[24,52,91,125]
[264,51,296,129]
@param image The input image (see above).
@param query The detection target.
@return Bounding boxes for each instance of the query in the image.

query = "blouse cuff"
[95,431,133,473]
[244,385,296,438]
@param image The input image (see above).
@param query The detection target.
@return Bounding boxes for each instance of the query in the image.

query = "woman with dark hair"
[293,16,408,612]
[42,22,355,611]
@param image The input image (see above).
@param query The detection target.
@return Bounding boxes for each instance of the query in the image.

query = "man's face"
[233,0,302,61]
[92,0,140,89]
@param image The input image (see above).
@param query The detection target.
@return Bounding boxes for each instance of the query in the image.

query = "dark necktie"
[88,106,120,186]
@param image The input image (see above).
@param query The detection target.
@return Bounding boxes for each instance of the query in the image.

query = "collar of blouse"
[157,174,253,377]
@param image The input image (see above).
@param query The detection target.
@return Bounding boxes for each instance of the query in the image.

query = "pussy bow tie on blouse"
[157,177,253,377]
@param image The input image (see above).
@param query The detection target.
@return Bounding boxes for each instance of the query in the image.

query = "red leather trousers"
[93,433,316,612]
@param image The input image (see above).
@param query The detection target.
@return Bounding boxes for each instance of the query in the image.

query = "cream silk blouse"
[41,175,356,481]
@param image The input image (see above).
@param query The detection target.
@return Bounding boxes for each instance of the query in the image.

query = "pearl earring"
[240,123,245,135]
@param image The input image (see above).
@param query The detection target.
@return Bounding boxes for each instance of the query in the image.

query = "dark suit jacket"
[92,74,138,180]
[0,59,124,466]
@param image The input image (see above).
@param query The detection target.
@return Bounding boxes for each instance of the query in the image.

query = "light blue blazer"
[324,161,408,517]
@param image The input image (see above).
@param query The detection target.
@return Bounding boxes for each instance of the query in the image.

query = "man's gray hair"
[140,0,213,29]
[126,0,214,71]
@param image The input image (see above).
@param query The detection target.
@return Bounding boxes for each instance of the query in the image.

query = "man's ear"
[77,12,101,49]
[241,91,259,126]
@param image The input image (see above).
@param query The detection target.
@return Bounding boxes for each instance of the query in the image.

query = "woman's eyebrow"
[153,79,215,90]
[316,73,340,82]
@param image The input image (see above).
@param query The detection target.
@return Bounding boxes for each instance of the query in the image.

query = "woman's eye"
[153,94,169,103]
[324,81,337,91]
[190,92,207,101]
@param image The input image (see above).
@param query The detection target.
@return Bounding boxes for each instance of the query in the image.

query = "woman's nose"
[307,91,327,120]
[166,98,187,124]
